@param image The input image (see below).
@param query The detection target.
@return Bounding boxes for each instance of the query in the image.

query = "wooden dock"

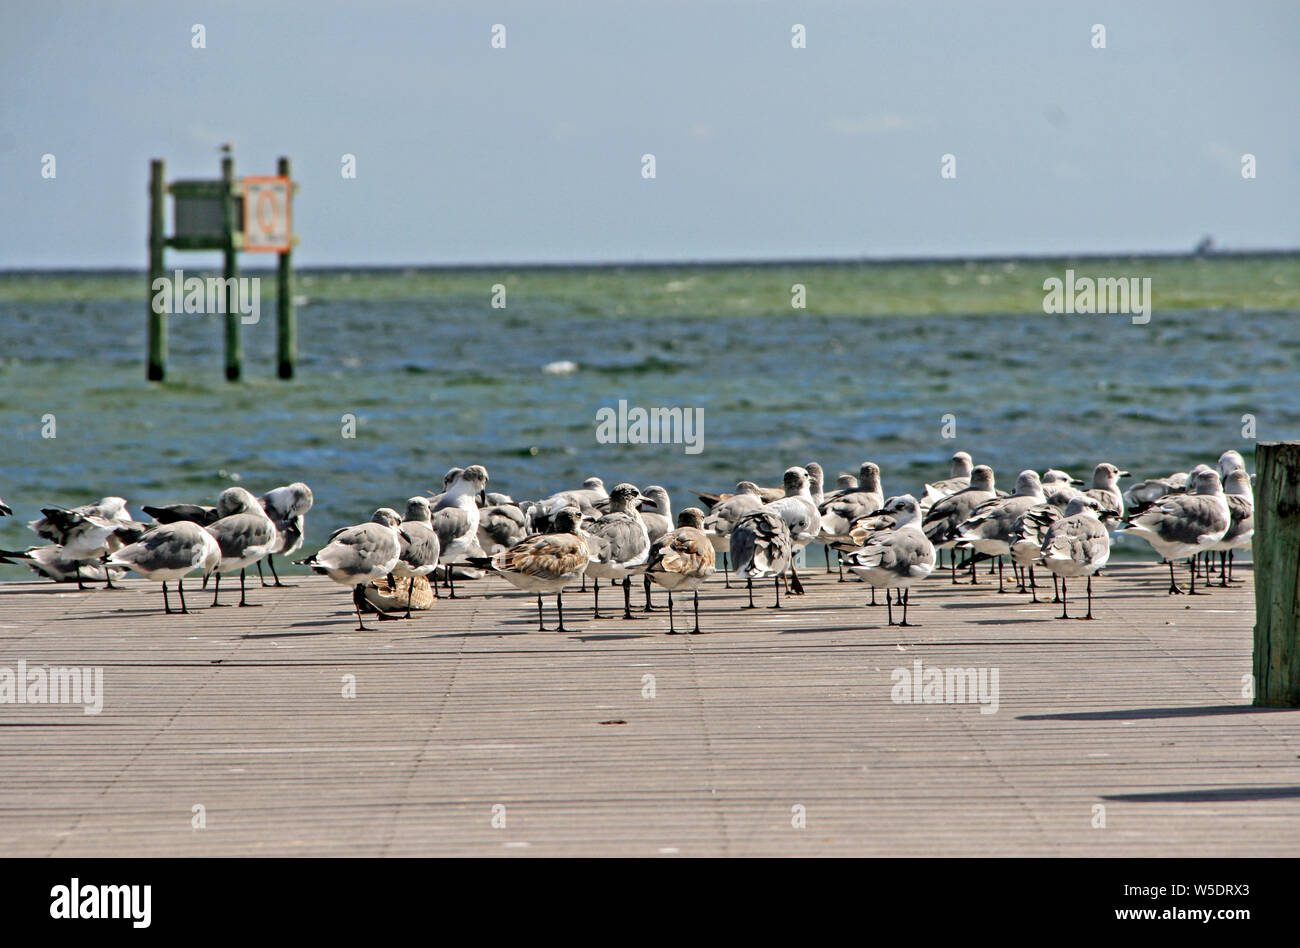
[1,561,1295,857]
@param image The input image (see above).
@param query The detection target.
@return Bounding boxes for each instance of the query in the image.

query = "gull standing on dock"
[637,485,673,610]
[843,495,935,627]
[764,467,821,595]
[817,462,884,577]
[729,508,793,609]
[636,508,716,634]
[205,487,279,607]
[431,465,489,598]
[701,482,764,588]
[466,507,590,633]
[922,465,997,582]
[1039,496,1111,619]
[1120,468,1231,594]
[393,497,442,618]
[952,470,1046,592]
[104,522,221,615]
[297,512,404,630]
[1208,468,1254,585]
[258,481,314,586]
[583,484,651,620]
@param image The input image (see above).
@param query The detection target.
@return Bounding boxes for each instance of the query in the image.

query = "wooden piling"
[221,154,242,382]
[1252,441,1300,707]
[146,159,166,381]
[276,155,296,379]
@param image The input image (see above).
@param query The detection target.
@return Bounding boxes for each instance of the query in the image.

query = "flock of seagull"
[0,447,1254,633]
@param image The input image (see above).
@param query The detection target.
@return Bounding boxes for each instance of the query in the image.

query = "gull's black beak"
[1070,478,1085,486]
[1118,471,1131,478]
[479,490,487,506]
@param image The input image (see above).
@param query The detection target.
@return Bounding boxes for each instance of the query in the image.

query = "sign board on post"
[242,176,292,252]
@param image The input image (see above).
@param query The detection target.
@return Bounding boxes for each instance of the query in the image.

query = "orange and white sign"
[242,176,292,252]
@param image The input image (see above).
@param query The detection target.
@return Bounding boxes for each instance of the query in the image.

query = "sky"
[1,0,1296,269]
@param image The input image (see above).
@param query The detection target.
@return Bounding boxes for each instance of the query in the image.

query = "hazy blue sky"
[2,0,1296,268]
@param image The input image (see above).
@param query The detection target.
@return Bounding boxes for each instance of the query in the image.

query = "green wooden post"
[146,159,166,381]
[222,154,242,382]
[1252,441,1300,707]
[277,155,296,379]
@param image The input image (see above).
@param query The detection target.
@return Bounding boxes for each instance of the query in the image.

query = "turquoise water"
[1,289,1294,564]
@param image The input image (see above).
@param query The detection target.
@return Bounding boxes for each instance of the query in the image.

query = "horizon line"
[3,246,1298,276]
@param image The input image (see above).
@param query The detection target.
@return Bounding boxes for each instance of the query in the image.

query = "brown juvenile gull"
[634,507,716,634]
[465,507,590,632]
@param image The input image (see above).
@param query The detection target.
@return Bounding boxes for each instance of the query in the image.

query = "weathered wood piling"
[1252,440,1300,707]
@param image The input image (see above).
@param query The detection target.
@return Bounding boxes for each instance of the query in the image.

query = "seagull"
[583,483,650,620]
[431,464,489,597]
[0,495,11,516]
[692,481,785,509]
[921,465,997,582]
[296,512,403,630]
[637,485,673,610]
[921,451,974,511]
[28,497,138,588]
[817,462,884,578]
[729,507,793,609]
[141,503,220,526]
[1218,450,1247,480]
[843,495,935,627]
[104,522,221,614]
[952,470,1046,592]
[1120,468,1230,594]
[701,482,764,588]
[477,502,528,555]
[258,482,314,586]
[1009,501,1061,602]
[393,497,442,618]
[532,476,608,528]
[826,471,860,499]
[0,545,127,585]
[635,507,716,633]
[1082,463,1130,519]
[804,462,826,506]
[1123,472,1189,513]
[1039,496,1111,619]
[465,507,590,632]
[1208,468,1254,585]
[205,487,279,607]
[764,467,821,594]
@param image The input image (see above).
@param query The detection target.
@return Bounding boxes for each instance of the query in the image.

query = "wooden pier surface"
[1,561,1295,857]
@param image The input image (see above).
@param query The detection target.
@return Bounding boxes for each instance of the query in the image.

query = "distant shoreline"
[3,248,1298,277]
